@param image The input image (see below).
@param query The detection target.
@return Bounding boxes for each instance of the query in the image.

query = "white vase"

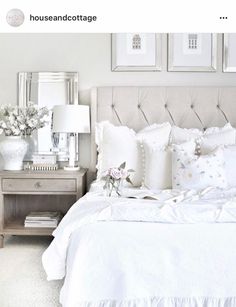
[0,136,28,170]
[104,179,124,197]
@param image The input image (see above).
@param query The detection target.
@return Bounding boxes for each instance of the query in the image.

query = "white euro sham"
[201,123,236,154]
[171,123,236,151]
[95,121,171,186]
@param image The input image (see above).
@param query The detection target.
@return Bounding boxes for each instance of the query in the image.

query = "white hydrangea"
[0,103,49,136]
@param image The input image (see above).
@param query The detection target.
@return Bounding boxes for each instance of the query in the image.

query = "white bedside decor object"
[0,104,49,169]
[0,136,28,170]
[52,105,90,171]
[32,153,57,165]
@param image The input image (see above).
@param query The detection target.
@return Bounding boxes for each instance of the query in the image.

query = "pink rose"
[109,168,122,180]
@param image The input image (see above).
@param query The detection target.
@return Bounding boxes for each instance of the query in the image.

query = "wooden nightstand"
[0,169,87,248]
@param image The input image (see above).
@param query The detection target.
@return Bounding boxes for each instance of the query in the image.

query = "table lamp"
[52,105,90,171]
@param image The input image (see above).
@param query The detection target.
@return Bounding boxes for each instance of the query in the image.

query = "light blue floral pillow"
[172,147,227,190]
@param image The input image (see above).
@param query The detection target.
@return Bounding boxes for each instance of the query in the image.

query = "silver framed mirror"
[18,72,79,161]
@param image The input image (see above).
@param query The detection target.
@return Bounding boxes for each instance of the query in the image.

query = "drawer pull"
[34,182,42,188]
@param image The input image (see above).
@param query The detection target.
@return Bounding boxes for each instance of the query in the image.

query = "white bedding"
[42,187,236,307]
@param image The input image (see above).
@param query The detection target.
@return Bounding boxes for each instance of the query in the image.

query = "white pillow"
[171,126,202,144]
[201,123,236,154]
[204,122,234,135]
[95,121,171,186]
[171,123,236,146]
[142,144,172,190]
[142,140,196,190]
[172,148,227,190]
[138,123,172,145]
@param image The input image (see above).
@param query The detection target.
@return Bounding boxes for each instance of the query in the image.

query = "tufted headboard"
[89,86,236,175]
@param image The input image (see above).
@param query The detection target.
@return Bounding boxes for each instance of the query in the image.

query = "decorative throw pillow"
[172,148,227,190]
[142,140,196,190]
[95,121,171,186]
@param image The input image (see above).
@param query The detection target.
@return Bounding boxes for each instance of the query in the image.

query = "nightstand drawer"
[2,178,77,192]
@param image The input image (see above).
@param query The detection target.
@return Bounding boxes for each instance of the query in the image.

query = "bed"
[43,86,236,307]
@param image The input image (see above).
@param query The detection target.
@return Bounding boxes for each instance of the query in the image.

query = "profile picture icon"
[6,9,25,27]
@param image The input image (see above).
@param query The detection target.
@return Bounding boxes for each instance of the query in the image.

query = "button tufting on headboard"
[89,86,236,174]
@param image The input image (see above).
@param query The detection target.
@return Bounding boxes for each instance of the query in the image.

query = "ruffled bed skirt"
[65,297,236,307]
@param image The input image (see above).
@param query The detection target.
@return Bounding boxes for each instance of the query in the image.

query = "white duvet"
[42,187,236,307]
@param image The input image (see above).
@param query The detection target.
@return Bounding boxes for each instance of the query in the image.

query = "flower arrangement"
[0,102,49,136]
[102,162,134,197]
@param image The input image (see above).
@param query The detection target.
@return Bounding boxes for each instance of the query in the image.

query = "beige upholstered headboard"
[89,86,236,177]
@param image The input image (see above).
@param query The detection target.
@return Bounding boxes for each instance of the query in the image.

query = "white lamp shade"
[52,105,90,133]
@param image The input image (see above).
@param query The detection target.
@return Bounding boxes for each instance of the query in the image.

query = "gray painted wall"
[0,33,235,168]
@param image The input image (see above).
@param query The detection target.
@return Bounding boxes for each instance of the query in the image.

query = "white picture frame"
[168,33,217,72]
[111,33,162,71]
[223,33,236,72]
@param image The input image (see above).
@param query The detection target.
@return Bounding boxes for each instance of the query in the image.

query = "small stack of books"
[24,211,62,228]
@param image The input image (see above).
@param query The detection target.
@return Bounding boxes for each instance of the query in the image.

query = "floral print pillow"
[172,147,227,190]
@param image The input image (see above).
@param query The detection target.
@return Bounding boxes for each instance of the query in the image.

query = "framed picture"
[111,33,162,71]
[223,33,236,72]
[168,33,217,72]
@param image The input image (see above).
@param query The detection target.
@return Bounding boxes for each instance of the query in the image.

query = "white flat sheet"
[42,187,236,307]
